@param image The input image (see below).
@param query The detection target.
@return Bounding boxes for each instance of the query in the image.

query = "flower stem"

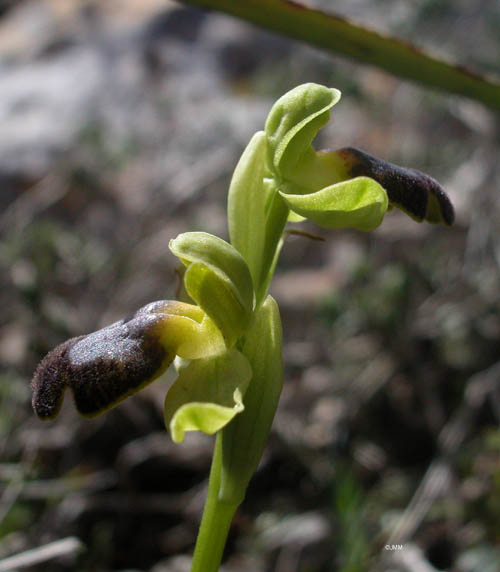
[191,193,288,571]
[190,434,239,572]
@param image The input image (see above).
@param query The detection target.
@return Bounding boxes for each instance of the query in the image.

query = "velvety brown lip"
[338,146,454,226]
[31,304,175,419]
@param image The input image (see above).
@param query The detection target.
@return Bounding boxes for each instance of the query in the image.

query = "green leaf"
[227,131,269,286]
[181,0,500,111]
[164,349,252,443]
[219,296,283,504]
[264,83,340,179]
[170,232,254,346]
[280,176,388,231]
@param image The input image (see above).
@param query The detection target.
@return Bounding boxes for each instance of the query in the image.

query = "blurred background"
[1,1,499,571]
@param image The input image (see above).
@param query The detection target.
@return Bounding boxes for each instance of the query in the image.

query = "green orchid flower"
[31,83,454,572]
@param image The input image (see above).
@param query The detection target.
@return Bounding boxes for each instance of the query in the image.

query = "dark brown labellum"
[31,304,175,419]
[338,147,455,226]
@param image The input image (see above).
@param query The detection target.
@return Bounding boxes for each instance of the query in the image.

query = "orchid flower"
[31,83,453,572]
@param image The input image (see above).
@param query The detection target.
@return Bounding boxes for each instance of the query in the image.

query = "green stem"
[191,177,288,571]
[191,434,239,572]
[182,0,500,110]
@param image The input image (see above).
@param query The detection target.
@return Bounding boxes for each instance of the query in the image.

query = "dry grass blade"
[0,537,85,571]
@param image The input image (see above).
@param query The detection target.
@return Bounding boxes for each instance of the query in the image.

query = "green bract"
[219,296,283,504]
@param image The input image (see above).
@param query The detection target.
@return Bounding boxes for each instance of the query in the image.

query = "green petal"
[265,83,341,179]
[182,262,251,348]
[280,176,388,231]
[169,232,254,346]
[164,349,252,443]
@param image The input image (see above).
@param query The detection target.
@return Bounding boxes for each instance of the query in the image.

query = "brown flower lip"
[31,302,177,420]
[337,147,455,226]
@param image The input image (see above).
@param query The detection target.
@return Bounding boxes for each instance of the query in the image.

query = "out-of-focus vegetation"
[0,1,499,571]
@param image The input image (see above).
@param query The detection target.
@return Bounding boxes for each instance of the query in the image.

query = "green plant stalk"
[190,434,239,572]
[191,278,284,572]
[181,0,500,110]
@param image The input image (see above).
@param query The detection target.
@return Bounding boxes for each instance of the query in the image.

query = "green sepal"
[219,296,283,504]
[227,131,269,286]
[264,83,341,180]
[164,349,252,444]
[279,176,389,232]
[169,232,254,347]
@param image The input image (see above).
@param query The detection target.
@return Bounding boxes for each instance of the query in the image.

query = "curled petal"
[31,301,225,420]
[265,83,341,179]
